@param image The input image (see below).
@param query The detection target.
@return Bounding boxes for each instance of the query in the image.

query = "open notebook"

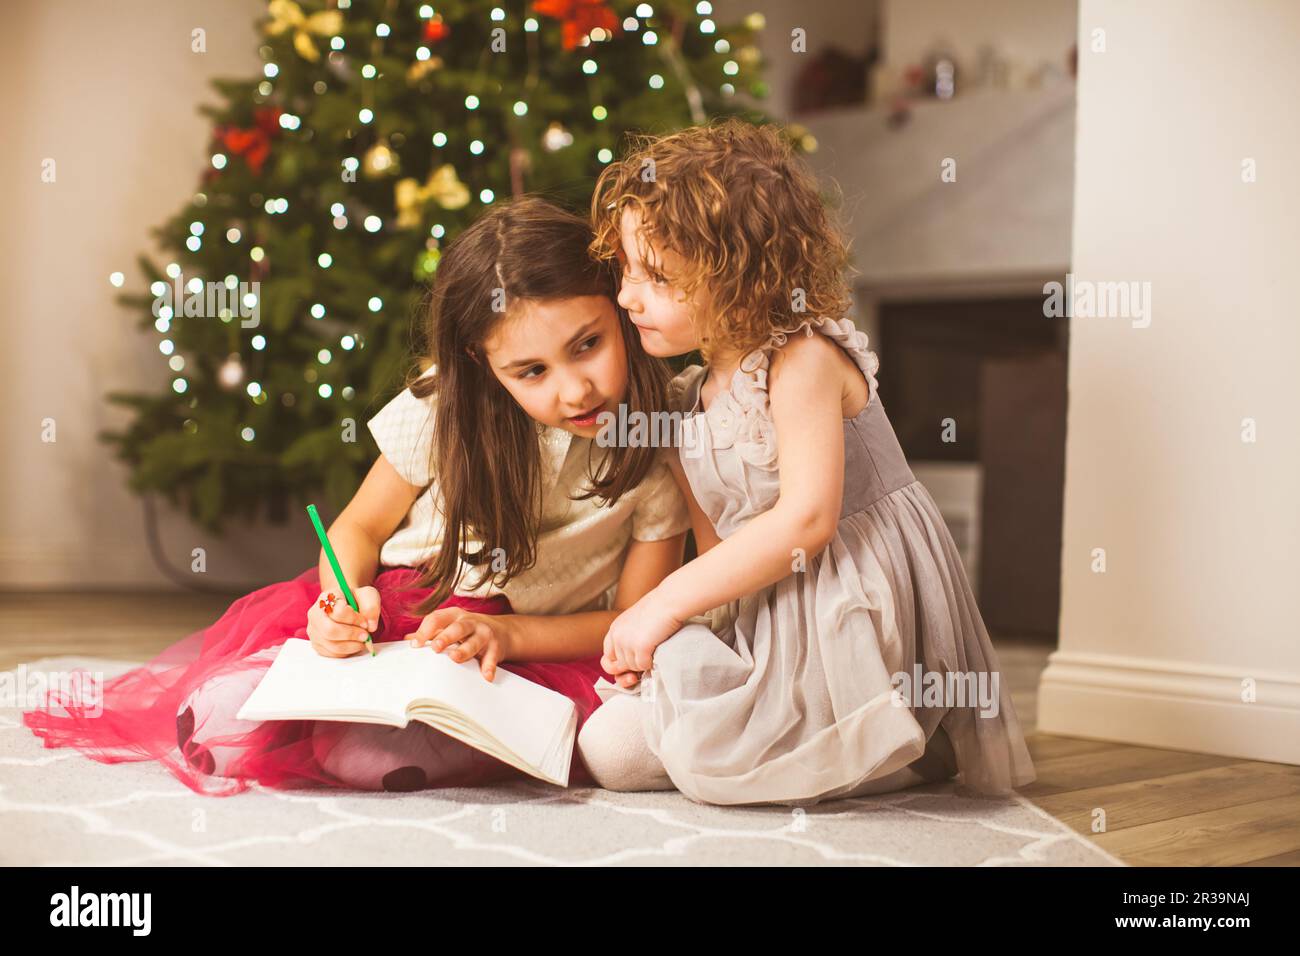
[236,638,578,786]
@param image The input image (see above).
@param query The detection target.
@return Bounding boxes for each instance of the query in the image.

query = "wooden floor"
[3,591,1297,867]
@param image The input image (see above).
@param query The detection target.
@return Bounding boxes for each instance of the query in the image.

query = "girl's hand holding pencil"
[306,585,382,658]
[306,503,378,658]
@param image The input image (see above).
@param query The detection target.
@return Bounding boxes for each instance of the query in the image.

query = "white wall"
[1038,0,1300,763]
[883,0,1076,76]
[0,0,315,589]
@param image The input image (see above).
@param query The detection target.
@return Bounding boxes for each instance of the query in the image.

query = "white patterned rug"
[1,657,1123,867]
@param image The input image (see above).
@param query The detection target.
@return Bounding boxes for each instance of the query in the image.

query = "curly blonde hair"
[590,117,854,364]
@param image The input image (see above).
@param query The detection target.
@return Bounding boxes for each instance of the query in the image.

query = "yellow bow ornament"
[264,0,343,63]
[395,165,471,228]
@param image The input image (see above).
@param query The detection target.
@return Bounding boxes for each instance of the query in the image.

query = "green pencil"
[306,503,375,657]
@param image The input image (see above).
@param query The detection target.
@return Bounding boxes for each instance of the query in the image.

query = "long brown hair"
[401,195,670,615]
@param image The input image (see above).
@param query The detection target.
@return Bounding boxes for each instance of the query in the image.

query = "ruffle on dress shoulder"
[697,316,880,468]
[755,315,881,407]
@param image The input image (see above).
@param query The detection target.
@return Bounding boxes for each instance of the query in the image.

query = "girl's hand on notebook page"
[405,606,515,683]
[306,585,381,658]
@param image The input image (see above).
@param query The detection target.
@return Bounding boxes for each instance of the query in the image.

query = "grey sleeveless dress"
[640,316,1037,806]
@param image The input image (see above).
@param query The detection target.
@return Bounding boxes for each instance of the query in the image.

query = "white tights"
[576,693,958,799]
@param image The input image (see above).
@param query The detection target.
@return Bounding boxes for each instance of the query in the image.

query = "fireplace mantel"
[801,85,1076,294]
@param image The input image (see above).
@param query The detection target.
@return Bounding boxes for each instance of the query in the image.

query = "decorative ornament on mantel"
[792,47,870,115]
[923,45,959,100]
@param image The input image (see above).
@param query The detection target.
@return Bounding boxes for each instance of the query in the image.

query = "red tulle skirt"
[21,566,609,796]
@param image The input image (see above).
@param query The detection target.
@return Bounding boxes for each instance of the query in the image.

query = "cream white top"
[366,368,691,615]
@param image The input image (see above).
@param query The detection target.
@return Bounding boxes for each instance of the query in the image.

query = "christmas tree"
[106,0,799,532]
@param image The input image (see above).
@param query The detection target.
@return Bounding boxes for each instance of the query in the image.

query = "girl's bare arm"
[650,333,849,622]
[319,453,422,594]
[502,531,687,661]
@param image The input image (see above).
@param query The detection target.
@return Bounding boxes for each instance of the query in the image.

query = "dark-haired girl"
[23,197,689,795]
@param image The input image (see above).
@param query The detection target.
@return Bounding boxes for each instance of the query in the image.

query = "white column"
[1039,0,1300,763]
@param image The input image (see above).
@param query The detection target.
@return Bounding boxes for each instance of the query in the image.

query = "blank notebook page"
[239,639,574,771]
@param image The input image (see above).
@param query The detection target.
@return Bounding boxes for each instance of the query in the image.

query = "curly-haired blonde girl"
[589,117,854,365]
[577,119,1037,807]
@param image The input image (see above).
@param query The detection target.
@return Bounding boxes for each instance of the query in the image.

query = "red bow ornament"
[423,15,450,43]
[215,106,284,176]
[534,0,620,51]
